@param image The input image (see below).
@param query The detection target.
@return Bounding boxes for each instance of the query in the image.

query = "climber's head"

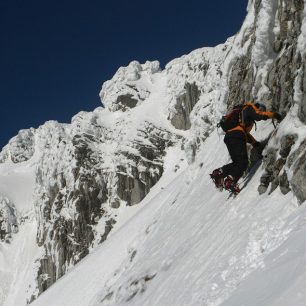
[255,102,266,112]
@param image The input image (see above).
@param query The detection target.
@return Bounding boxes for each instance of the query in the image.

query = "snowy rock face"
[169,82,200,130]
[100,61,161,112]
[2,0,306,305]
[223,0,306,203]
[289,137,306,202]
[165,43,230,134]
[0,129,35,163]
[31,111,178,297]
[226,0,304,111]
[0,197,18,242]
[258,133,298,195]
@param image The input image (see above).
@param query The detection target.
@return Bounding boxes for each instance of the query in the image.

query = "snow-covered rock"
[99,60,161,112]
[0,197,18,242]
[0,129,35,164]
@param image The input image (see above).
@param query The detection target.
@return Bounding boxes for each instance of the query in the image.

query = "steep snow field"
[0,157,36,214]
[31,121,306,306]
[0,155,40,306]
[0,219,41,306]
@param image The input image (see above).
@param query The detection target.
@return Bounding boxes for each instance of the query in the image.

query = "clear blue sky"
[0,0,247,149]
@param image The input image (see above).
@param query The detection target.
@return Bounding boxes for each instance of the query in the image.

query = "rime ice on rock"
[0,197,18,242]
[99,60,161,112]
[0,129,35,163]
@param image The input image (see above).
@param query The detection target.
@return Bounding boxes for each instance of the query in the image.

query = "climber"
[210,100,282,194]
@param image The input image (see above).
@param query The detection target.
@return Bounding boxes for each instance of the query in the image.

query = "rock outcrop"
[0,129,35,164]
[170,82,200,130]
[223,0,306,202]
[258,134,297,195]
[0,197,18,243]
[31,111,178,297]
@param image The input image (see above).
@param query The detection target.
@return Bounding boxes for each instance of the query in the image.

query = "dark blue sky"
[0,0,247,149]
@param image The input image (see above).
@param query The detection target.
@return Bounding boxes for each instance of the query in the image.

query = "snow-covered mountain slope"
[2,0,306,305]
[0,36,234,304]
[31,121,306,306]
[0,49,229,305]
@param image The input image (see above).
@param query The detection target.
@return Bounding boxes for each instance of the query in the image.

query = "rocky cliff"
[222,0,306,203]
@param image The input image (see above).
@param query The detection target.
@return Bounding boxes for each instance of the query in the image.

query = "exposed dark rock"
[227,51,255,106]
[117,172,147,206]
[258,182,269,195]
[265,0,304,115]
[116,124,175,205]
[110,198,121,209]
[269,158,286,193]
[280,134,298,158]
[100,218,116,243]
[299,54,306,124]
[273,39,283,53]
[291,147,306,204]
[116,94,138,111]
[259,134,296,194]
[259,147,279,194]
[288,138,306,167]
[279,170,291,195]
[37,257,57,293]
[0,198,18,242]
[254,0,262,16]
[170,82,200,130]
[262,148,277,174]
[266,44,302,115]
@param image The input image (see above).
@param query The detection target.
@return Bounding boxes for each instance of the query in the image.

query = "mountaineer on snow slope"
[210,100,282,194]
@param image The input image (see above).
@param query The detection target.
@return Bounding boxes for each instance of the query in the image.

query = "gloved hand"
[253,141,265,157]
[273,112,282,122]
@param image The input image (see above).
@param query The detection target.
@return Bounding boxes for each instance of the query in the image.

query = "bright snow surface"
[0,158,36,214]
[31,121,306,306]
[0,219,41,306]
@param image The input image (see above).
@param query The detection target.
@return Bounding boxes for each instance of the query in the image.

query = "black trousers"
[221,131,248,182]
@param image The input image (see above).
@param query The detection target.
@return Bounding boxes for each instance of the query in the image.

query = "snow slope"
[0,143,42,305]
[0,157,36,214]
[32,121,306,306]
[0,218,42,306]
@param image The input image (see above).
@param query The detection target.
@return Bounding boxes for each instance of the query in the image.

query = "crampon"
[210,169,224,191]
[224,175,240,195]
